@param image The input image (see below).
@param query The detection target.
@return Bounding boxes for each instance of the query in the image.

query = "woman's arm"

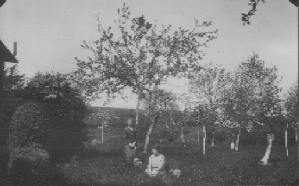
[147,155,152,171]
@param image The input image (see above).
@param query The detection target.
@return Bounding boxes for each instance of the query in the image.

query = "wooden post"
[101,122,104,143]
[180,125,186,147]
[295,127,298,144]
[203,124,206,155]
[230,133,235,150]
[235,128,241,151]
[285,123,288,157]
[197,115,200,145]
[197,128,200,145]
[211,129,215,147]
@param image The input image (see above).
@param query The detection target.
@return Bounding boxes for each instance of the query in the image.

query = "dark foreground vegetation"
[0,106,297,186]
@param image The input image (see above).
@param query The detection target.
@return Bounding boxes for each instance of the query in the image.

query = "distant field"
[84,107,136,127]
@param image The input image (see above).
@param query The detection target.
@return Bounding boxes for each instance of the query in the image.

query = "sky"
[0,0,297,109]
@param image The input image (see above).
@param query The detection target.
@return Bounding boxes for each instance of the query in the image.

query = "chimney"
[13,42,17,56]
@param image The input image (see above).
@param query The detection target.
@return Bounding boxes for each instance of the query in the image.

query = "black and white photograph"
[0,0,298,185]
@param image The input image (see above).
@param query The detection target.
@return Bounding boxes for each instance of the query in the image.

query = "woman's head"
[127,117,133,126]
[151,144,161,155]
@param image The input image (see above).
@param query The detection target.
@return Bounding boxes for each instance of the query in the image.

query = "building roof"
[0,40,18,63]
[0,0,6,7]
[289,0,299,7]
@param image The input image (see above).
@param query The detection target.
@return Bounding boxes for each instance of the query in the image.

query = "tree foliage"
[189,63,231,122]
[89,109,117,128]
[242,0,265,25]
[222,54,282,132]
[143,89,178,115]
[74,3,217,104]
[242,0,298,25]
[0,65,25,127]
[3,65,25,93]
[285,83,298,126]
[25,72,86,121]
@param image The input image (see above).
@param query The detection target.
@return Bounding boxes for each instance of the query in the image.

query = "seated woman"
[145,145,166,177]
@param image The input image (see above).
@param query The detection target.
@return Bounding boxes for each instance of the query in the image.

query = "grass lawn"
[58,125,297,186]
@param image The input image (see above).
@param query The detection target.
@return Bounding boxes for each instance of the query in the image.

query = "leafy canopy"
[285,83,298,126]
[223,54,282,131]
[74,3,217,101]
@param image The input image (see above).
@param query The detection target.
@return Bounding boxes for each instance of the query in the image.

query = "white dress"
[145,154,165,177]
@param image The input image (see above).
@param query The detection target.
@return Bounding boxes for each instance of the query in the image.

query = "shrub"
[8,102,49,148]
[9,145,58,186]
[0,65,25,178]
[46,121,85,163]
[22,72,87,163]
[7,101,50,176]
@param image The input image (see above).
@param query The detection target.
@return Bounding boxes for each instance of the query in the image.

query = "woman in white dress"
[145,145,166,177]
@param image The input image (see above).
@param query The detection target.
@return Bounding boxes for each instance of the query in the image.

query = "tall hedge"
[7,101,54,184]
[8,102,48,149]
[7,72,87,183]
[21,72,87,162]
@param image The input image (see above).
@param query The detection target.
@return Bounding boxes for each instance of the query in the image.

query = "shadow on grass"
[5,175,165,186]
[61,184,165,186]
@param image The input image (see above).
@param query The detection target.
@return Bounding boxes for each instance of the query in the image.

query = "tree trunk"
[143,114,159,153]
[285,123,288,157]
[165,121,170,129]
[180,126,186,147]
[101,122,104,143]
[211,132,215,147]
[197,115,200,145]
[143,122,154,154]
[230,133,235,150]
[234,128,241,151]
[7,150,14,175]
[197,128,200,145]
[135,90,142,126]
[295,127,297,144]
[169,111,175,138]
[230,141,235,150]
[203,124,206,155]
[260,133,274,165]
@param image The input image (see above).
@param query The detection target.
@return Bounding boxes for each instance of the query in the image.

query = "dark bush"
[7,101,50,176]
[8,102,49,148]
[22,72,87,163]
[40,97,86,163]
[9,145,59,186]
[46,122,85,163]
